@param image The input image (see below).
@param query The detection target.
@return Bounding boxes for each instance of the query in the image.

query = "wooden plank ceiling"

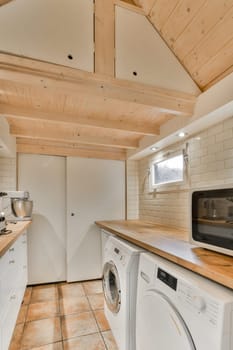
[0,0,201,160]
[134,0,233,91]
[1,0,233,161]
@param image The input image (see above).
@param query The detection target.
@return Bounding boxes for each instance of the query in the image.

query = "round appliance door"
[103,261,121,313]
[137,290,196,350]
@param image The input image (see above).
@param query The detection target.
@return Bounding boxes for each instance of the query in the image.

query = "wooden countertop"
[96,220,233,290]
[0,221,31,257]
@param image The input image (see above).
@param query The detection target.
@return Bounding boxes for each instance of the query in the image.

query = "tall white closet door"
[18,154,66,284]
[67,157,125,282]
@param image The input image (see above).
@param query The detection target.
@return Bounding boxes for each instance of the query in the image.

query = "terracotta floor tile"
[63,333,106,350]
[21,317,62,350]
[62,312,98,340]
[88,293,104,310]
[31,284,58,303]
[31,342,63,350]
[83,280,103,295]
[102,331,119,350]
[23,287,32,305]
[9,323,24,350]
[94,309,110,332]
[59,282,85,299]
[60,296,90,315]
[16,304,28,324]
[27,300,60,322]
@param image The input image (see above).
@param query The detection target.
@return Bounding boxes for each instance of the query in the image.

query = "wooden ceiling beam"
[95,0,115,76]
[0,104,160,136]
[0,0,14,6]
[16,138,126,161]
[0,53,197,116]
[9,119,139,149]
[114,0,145,14]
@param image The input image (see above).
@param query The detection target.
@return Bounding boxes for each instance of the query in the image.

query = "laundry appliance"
[103,236,143,350]
[136,252,233,350]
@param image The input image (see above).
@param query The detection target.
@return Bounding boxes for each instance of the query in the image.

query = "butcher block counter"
[96,220,233,290]
[0,221,31,257]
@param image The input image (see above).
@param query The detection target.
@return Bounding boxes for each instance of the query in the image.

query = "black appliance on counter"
[191,186,233,256]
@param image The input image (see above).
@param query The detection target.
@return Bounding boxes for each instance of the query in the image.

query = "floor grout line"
[10,280,116,350]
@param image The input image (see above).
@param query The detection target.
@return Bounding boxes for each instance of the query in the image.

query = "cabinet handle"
[71,213,75,216]
[9,248,14,252]
[9,259,15,264]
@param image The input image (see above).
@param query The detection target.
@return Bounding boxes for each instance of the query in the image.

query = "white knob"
[193,296,206,311]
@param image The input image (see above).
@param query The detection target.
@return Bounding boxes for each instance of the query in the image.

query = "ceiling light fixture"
[178,131,187,138]
[150,147,158,151]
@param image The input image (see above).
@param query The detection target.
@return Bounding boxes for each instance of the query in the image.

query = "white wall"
[0,157,16,191]
[127,116,233,230]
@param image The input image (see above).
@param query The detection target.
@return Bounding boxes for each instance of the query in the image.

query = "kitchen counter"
[96,220,233,290]
[0,221,31,257]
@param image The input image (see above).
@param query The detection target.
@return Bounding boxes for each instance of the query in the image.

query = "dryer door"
[136,290,196,350]
[103,261,121,313]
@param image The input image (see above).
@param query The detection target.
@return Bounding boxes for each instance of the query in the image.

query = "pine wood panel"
[133,0,155,14]
[192,37,233,88]
[145,0,233,89]
[183,6,233,85]
[172,0,233,60]
[149,0,180,32]
[158,0,206,48]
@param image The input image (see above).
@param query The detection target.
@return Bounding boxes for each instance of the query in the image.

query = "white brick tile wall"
[127,116,233,230]
[126,160,139,219]
[0,157,16,191]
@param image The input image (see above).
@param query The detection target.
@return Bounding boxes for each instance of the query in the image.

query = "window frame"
[150,151,186,189]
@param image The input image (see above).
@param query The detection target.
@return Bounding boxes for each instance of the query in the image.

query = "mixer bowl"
[12,199,33,218]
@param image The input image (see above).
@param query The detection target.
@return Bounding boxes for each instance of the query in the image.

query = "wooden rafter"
[95,0,115,76]
[8,118,139,149]
[0,53,197,116]
[0,0,14,6]
[0,104,160,136]
[17,138,126,160]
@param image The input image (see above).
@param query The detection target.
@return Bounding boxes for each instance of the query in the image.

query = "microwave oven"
[191,185,233,256]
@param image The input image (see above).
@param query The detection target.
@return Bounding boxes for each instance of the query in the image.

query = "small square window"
[151,153,184,187]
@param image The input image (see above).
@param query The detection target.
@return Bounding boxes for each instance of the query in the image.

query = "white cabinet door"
[67,157,125,282]
[18,154,66,284]
[0,231,28,350]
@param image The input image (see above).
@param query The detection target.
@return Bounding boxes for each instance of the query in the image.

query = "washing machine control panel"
[113,247,126,265]
[157,268,177,291]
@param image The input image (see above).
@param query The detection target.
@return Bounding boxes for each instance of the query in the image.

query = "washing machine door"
[103,261,121,313]
[137,289,196,350]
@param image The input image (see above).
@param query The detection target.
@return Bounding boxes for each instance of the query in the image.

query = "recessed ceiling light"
[150,147,158,151]
[178,132,187,138]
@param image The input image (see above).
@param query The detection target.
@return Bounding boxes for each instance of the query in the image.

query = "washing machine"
[103,236,143,350]
[101,229,115,267]
[136,252,233,350]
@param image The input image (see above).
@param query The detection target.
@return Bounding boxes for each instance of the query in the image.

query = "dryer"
[103,236,143,350]
[136,252,233,350]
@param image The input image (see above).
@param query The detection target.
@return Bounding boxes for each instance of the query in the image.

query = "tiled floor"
[9,280,119,350]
